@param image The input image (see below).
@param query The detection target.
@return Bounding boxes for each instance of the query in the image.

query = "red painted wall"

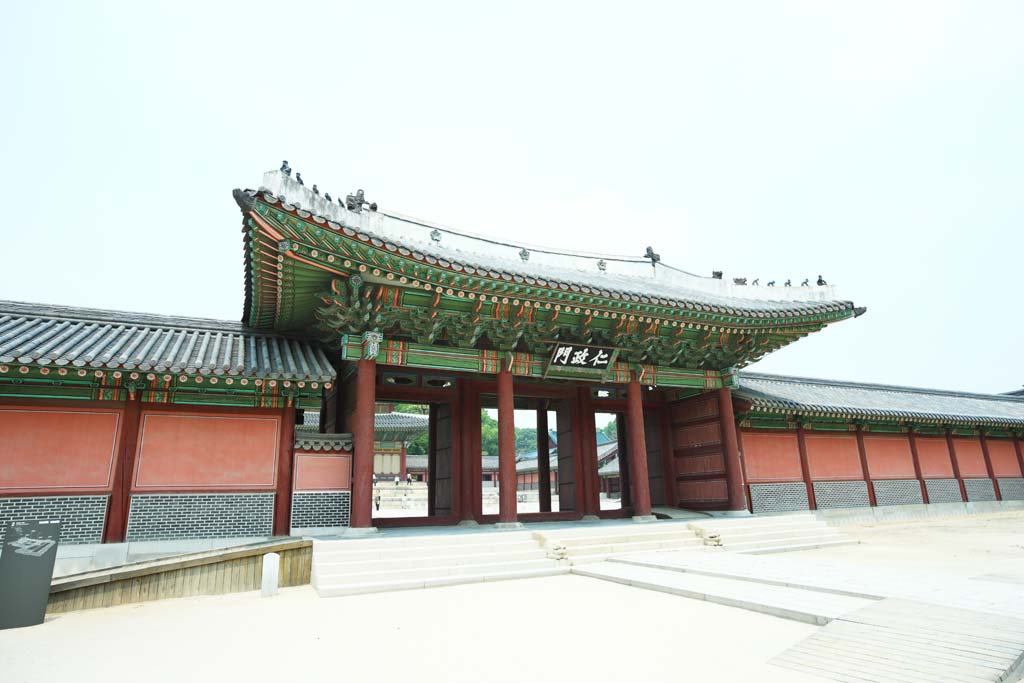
[987,439,1022,477]
[804,433,862,480]
[0,407,121,493]
[864,435,916,479]
[741,431,802,482]
[952,437,988,478]
[293,453,351,491]
[133,411,280,490]
[914,436,954,478]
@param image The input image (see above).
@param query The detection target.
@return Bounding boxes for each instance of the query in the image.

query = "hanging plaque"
[548,343,614,370]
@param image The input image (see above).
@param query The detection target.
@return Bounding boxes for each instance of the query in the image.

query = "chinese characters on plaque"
[548,344,613,370]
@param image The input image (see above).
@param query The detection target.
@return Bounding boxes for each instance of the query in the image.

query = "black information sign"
[548,343,613,370]
[0,520,61,630]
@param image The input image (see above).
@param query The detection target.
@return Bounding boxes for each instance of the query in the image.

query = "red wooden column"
[1013,434,1024,481]
[717,388,747,511]
[273,407,296,535]
[399,442,408,479]
[795,421,817,510]
[536,404,551,513]
[625,374,653,518]
[854,424,877,507]
[945,428,968,502]
[350,357,377,528]
[496,365,518,524]
[979,431,1002,501]
[103,395,143,543]
[907,428,929,504]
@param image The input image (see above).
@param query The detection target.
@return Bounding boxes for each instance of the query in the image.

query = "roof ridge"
[738,371,1024,403]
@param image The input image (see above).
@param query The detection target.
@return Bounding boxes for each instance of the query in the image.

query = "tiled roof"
[516,452,559,472]
[598,458,620,477]
[0,301,335,382]
[243,171,861,319]
[408,455,497,471]
[374,411,430,435]
[294,432,352,452]
[736,372,1024,429]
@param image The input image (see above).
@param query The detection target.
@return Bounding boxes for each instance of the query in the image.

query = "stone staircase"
[312,530,567,597]
[534,521,704,565]
[687,513,857,554]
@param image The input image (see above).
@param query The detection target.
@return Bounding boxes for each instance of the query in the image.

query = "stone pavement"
[610,550,1024,618]
[576,550,1024,682]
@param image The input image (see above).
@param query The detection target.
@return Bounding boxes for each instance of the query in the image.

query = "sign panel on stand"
[0,520,61,630]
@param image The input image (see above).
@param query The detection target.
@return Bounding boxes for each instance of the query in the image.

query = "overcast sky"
[1,2,1021,394]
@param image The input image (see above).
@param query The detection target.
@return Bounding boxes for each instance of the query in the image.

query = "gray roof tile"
[736,372,1024,428]
[0,301,335,382]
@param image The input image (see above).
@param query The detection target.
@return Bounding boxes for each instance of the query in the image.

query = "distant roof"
[1005,388,1024,397]
[374,411,430,438]
[598,458,620,477]
[408,455,498,471]
[245,171,860,319]
[736,372,1024,429]
[0,300,334,381]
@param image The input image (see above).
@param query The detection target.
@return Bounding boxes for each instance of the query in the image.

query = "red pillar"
[273,407,296,535]
[399,442,408,480]
[350,358,377,528]
[1013,434,1024,480]
[717,388,747,512]
[497,365,518,524]
[796,422,817,510]
[945,428,968,502]
[979,431,1002,501]
[907,428,929,504]
[103,395,143,543]
[625,374,652,518]
[854,425,877,507]
[536,405,551,513]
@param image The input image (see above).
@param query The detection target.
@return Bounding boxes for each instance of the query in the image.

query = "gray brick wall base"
[924,478,962,503]
[813,481,871,509]
[126,493,275,541]
[749,482,810,514]
[0,495,108,545]
[998,478,1024,501]
[873,479,924,506]
[291,491,351,529]
[963,478,997,502]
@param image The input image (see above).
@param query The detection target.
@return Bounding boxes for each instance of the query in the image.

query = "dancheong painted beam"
[236,169,864,372]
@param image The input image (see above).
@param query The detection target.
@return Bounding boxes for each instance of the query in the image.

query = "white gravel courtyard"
[0,573,824,683]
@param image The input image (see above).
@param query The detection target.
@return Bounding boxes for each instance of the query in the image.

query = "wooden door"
[430,403,454,516]
[645,410,666,506]
[556,401,576,512]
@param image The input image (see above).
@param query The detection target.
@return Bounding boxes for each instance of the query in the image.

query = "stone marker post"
[261,553,280,597]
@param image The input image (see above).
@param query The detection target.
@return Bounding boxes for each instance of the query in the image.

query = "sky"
[1,2,1021,394]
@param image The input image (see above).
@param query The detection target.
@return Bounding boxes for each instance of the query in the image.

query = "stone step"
[716,532,846,551]
[315,557,561,586]
[315,530,534,549]
[561,537,703,557]
[690,518,824,535]
[707,526,843,544]
[607,554,881,600]
[737,539,860,555]
[314,548,552,573]
[542,529,699,548]
[315,565,571,597]
[314,542,544,563]
[573,561,873,625]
